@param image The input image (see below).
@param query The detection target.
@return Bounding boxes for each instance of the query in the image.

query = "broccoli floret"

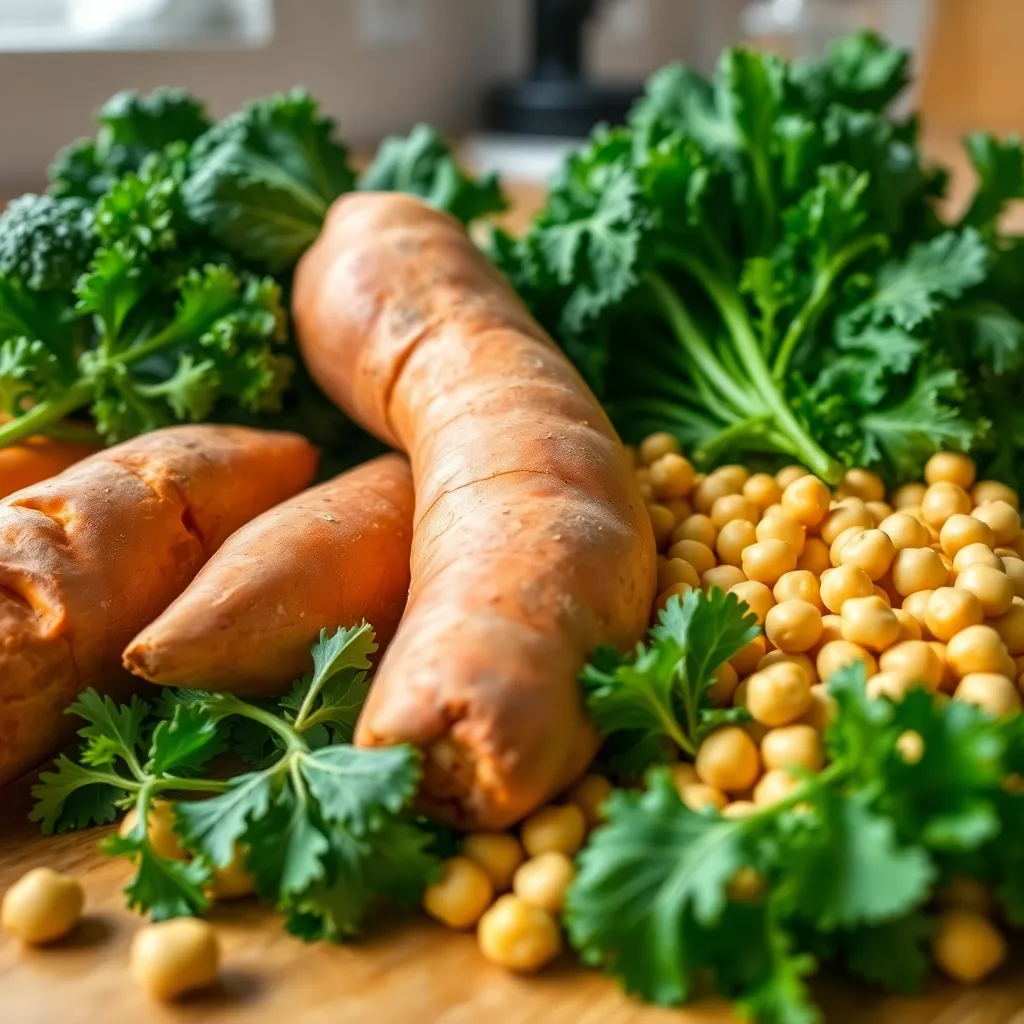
[0,194,95,292]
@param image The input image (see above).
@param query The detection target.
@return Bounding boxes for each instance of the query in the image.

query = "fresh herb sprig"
[31,623,439,940]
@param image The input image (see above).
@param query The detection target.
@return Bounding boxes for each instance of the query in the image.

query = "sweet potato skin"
[123,454,414,693]
[0,425,317,786]
[294,193,656,828]
[0,432,100,499]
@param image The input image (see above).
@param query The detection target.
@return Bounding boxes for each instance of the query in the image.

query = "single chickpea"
[710,493,759,529]
[817,613,845,650]
[971,479,1019,510]
[743,473,782,511]
[782,475,831,529]
[649,453,695,499]
[821,501,874,547]
[867,672,918,702]
[773,570,823,610]
[512,852,575,914]
[423,857,495,929]
[120,801,188,862]
[762,502,786,519]
[693,471,742,515]
[921,482,972,529]
[657,558,701,593]
[840,595,900,652]
[865,500,893,526]
[638,432,680,465]
[703,564,748,592]
[796,537,831,576]
[836,468,886,503]
[730,634,768,675]
[758,651,817,686]
[972,500,1021,547]
[775,465,809,490]
[798,683,838,731]
[940,514,995,558]
[722,801,758,819]
[567,774,613,828]
[956,563,1015,618]
[716,519,757,567]
[953,542,1004,575]
[838,528,896,582]
[742,539,798,587]
[656,583,692,613]
[925,451,977,490]
[891,547,948,597]
[477,894,561,973]
[765,600,824,654]
[668,762,699,795]
[746,662,812,727]
[901,590,935,637]
[879,512,930,552]
[463,834,526,893]
[992,603,1024,657]
[924,587,984,642]
[726,866,766,903]
[955,673,1022,716]
[680,782,728,812]
[708,661,740,706]
[1,868,84,945]
[829,525,867,568]
[647,504,676,547]
[668,539,716,576]
[892,482,927,509]
[879,640,944,691]
[695,726,762,793]
[760,724,823,772]
[729,580,775,624]
[946,625,1011,678]
[819,564,874,613]
[130,918,220,1000]
[673,513,717,548]
[931,910,1006,984]
[816,640,878,682]
[208,845,255,900]
[754,768,802,807]
[1003,556,1024,598]
[520,804,586,857]
[756,513,806,556]
[893,608,923,642]
[716,465,750,489]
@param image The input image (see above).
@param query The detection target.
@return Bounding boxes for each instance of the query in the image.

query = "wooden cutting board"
[2,775,1024,1024]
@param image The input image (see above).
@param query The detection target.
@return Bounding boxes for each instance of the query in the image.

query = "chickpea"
[896,729,925,763]
[668,762,699,795]
[463,834,526,893]
[819,564,874,613]
[649,453,695,499]
[639,432,680,465]
[680,782,728,812]
[208,845,255,900]
[946,625,1011,678]
[972,500,1021,546]
[729,580,775,625]
[657,558,700,593]
[829,525,867,568]
[775,465,809,490]
[664,502,693,526]
[893,608,923,642]
[879,640,943,691]
[796,537,831,576]
[762,502,786,519]
[758,651,817,685]
[754,768,802,807]
[901,590,935,637]
[956,564,1015,618]
[891,547,948,597]
[971,479,1019,510]
[840,595,900,652]
[716,519,757,567]
[477,894,561,973]
[637,481,654,502]
[693,471,742,515]
[865,500,893,525]
[798,683,838,731]
[746,662,812,727]
[647,504,676,547]
[131,918,220,1000]
[695,726,761,793]
[817,613,844,650]
[821,502,874,547]
[743,473,782,511]
[765,600,823,653]
[892,482,927,509]
[656,583,692,613]
[756,513,806,556]
[708,661,740,706]
[741,539,798,587]
[567,774,613,829]
[921,482,972,529]
[940,514,995,558]
[423,857,495,929]
[879,512,930,552]
[924,587,984,642]
[925,451,976,490]
[120,801,188,862]
[931,909,1006,984]
[673,514,717,548]
[635,466,652,487]
[710,493,759,530]
[722,801,758,819]
[953,543,1004,575]
[668,539,716,576]
[816,640,878,682]
[1004,556,1024,598]
[782,475,831,529]
[836,467,886,503]
[992,603,1024,657]
[838,528,896,582]
[703,564,747,592]
[726,866,767,903]
[867,672,919,702]
[512,852,574,914]
[955,673,1022,716]
[1,868,83,945]
[520,804,586,857]
[771,570,821,611]
[760,724,823,772]
[731,634,768,675]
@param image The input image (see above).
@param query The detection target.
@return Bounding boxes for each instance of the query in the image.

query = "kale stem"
[694,414,771,465]
[772,234,887,380]
[0,381,93,448]
[39,420,100,444]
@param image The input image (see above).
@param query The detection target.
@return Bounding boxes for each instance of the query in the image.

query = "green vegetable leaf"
[844,914,932,994]
[29,756,126,835]
[67,690,149,771]
[0,194,95,292]
[961,133,1024,231]
[146,702,226,776]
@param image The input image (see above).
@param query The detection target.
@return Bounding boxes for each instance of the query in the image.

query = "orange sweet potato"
[0,433,100,498]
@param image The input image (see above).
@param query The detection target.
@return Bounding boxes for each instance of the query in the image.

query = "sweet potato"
[293,193,656,828]
[0,425,317,786]
[123,453,414,693]
[0,433,100,498]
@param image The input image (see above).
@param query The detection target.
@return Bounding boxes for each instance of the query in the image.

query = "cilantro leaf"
[146,702,227,776]
[67,690,149,772]
[29,756,126,835]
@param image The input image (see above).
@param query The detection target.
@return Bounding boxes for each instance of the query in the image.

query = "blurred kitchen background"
[0,0,1019,201]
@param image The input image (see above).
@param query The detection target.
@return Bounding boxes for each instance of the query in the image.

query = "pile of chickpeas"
[423,435,1023,986]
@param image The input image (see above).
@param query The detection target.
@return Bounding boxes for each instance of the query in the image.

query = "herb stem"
[218,694,306,751]
[0,380,92,448]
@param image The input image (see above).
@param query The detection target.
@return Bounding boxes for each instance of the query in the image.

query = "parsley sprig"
[30,623,439,940]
